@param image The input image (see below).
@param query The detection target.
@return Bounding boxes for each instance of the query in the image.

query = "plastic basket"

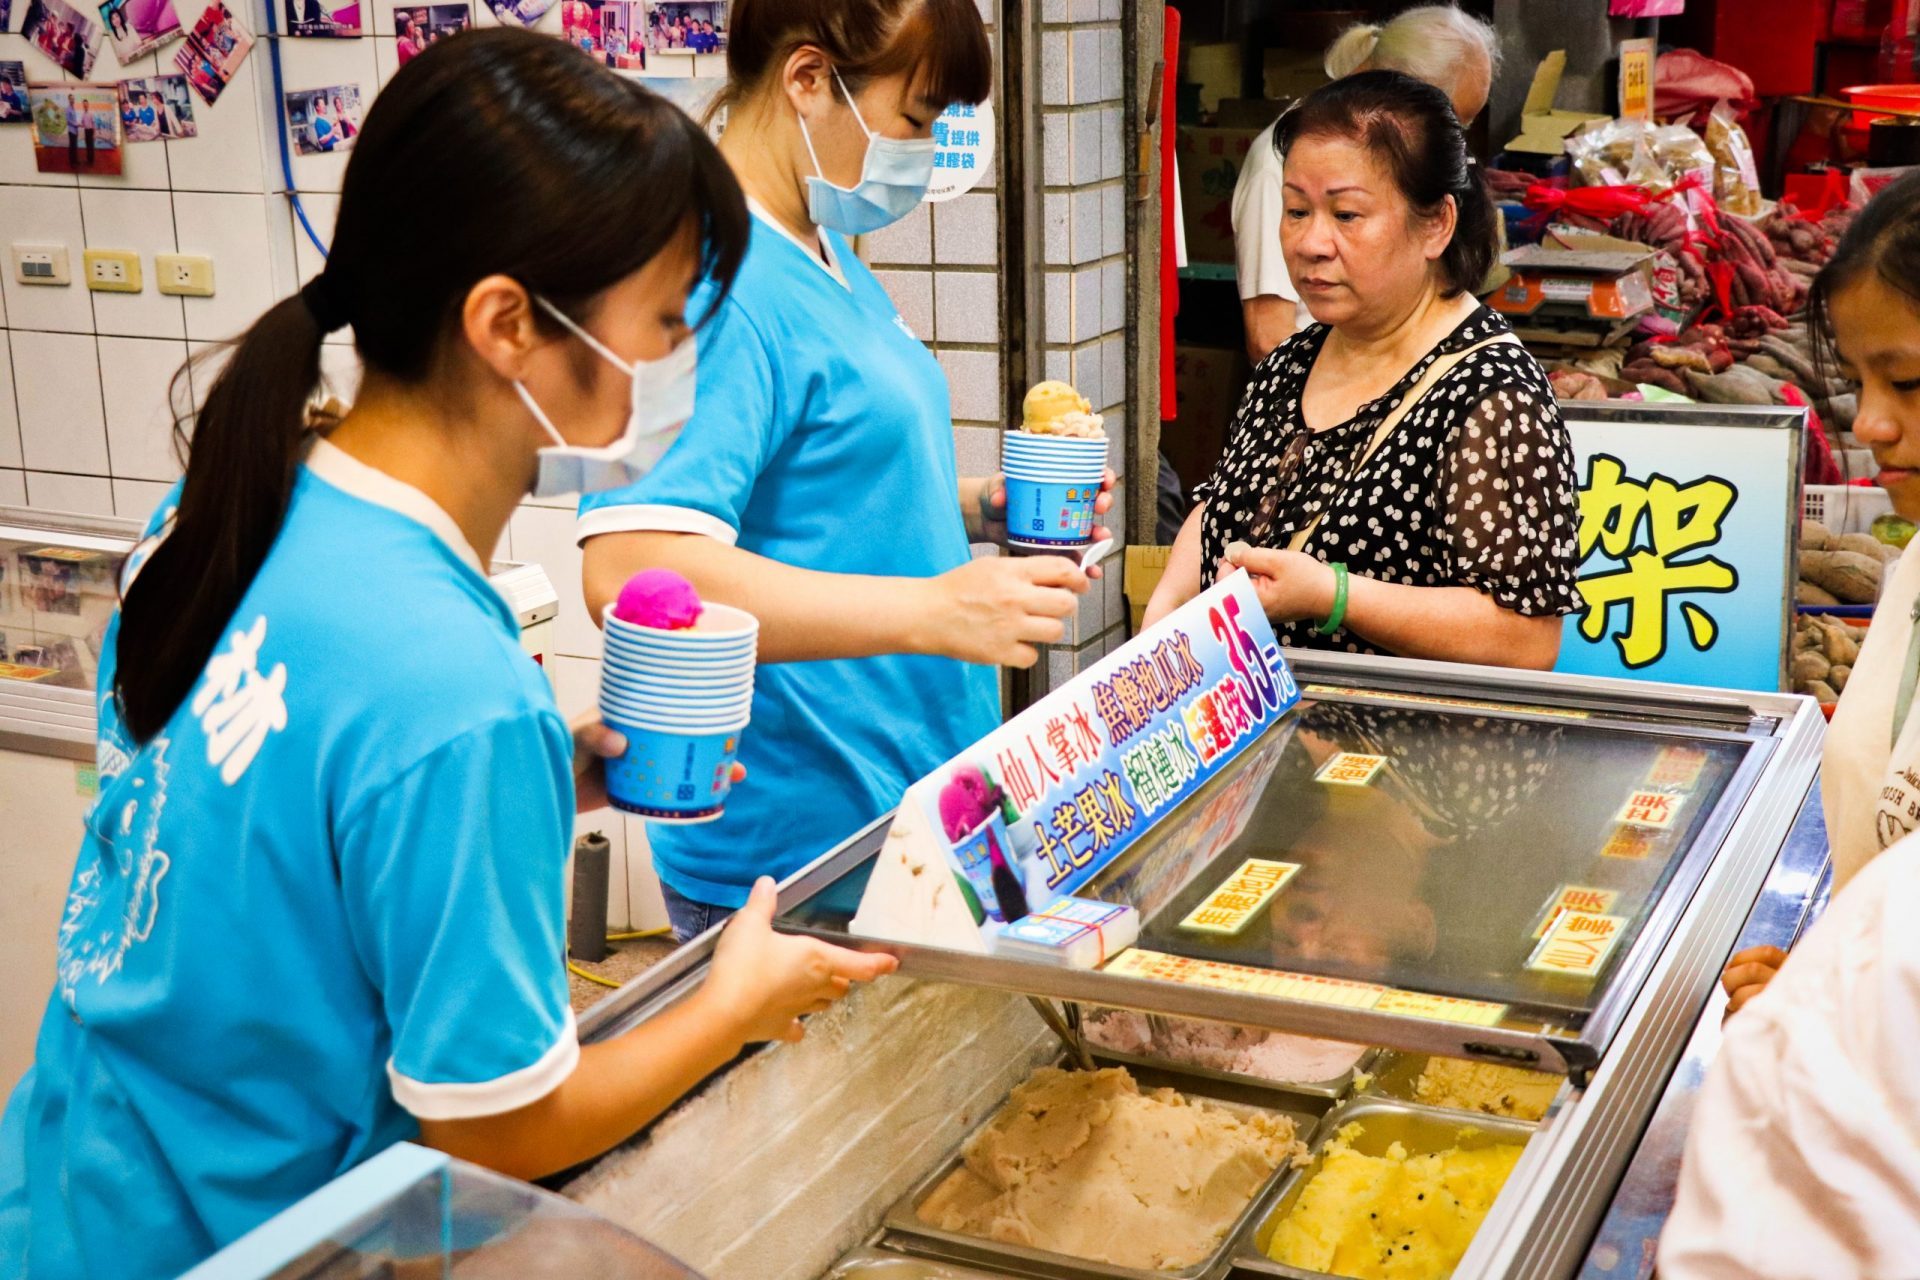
[1804,484,1894,536]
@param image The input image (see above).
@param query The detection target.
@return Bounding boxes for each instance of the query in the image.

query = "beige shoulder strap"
[1286,333,1519,553]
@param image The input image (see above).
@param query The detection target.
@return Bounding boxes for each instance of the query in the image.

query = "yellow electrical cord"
[566,927,673,990]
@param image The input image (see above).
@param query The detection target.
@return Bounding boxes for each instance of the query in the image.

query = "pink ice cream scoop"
[939,764,1002,841]
[613,568,704,630]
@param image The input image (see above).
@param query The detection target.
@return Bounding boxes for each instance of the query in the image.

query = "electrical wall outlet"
[155,253,215,298]
[10,244,71,286]
[83,249,142,293]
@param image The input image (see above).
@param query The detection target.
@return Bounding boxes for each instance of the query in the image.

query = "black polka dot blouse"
[1192,305,1583,656]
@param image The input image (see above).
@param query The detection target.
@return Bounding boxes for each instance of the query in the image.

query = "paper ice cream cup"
[600,635,758,672]
[600,685,755,720]
[600,668,754,701]
[601,715,749,823]
[1003,473,1102,550]
[602,601,759,649]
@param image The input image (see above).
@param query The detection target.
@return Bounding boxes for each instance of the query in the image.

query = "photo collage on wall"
[27,81,121,174]
[641,0,724,57]
[284,0,359,38]
[561,0,643,70]
[283,83,360,155]
[174,0,253,106]
[22,0,104,78]
[98,0,180,63]
[395,3,470,68]
[119,72,194,140]
[0,62,28,124]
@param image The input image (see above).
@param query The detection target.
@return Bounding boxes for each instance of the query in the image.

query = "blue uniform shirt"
[578,208,1000,907]
[0,442,577,1279]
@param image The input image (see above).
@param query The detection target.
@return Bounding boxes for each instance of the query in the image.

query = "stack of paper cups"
[598,601,758,823]
[1001,431,1106,553]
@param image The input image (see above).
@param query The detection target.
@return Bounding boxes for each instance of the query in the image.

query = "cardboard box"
[1184,43,1243,115]
[1490,239,1656,347]
[1124,546,1172,634]
[1262,48,1329,102]
[1504,51,1608,157]
[1175,126,1262,265]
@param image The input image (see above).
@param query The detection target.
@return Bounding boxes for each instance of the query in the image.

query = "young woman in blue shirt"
[579,0,1112,939]
[0,30,892,1280]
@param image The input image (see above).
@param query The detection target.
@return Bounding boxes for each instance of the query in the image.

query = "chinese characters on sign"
[1575,454,1739,670]
[1617,789,1684,829]
[1314,751,1387,786]
[1533,885,1621,939]
[1600,825,1658,859]
[1179,858,1300,935]
[877,574,1299,944]
[925,97,994,202]
[1527,911,1628,978]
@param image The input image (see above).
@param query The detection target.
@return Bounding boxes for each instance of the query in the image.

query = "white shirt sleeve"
[1230,128,1298,305]
[1659,837,1920,1278]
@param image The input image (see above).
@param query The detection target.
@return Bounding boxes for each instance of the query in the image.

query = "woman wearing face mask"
[0,31,894,1280]
[578,0,1107,941]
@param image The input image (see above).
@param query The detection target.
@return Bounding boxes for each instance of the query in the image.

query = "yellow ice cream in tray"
[1249,1097,1534,1280]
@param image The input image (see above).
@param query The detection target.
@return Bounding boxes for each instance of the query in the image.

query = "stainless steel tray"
[1358,1051,1565,1123]
[879,1061,1326,1280]
[1084,1045,1380,1103]
[1230,1096,1536,1279]
[825,1247,1042,1278]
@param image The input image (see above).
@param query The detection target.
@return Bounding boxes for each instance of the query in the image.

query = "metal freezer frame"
[579,653,1824,1280]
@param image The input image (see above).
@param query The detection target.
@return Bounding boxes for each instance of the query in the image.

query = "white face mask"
[518,297,697,499]
[797,69,935,236]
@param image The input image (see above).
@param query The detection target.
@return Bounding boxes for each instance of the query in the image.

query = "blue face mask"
[798,70,935,236]
[517,297,698,499]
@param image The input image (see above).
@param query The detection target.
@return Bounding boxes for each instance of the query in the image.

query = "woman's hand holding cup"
[919,554,1089,668]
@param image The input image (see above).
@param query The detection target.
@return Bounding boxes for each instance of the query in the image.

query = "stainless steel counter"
[1575,781,1834,1280]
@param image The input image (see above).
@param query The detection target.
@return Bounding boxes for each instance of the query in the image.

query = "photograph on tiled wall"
[642,0,724,56]
[0,62,27,124]
[175,0,253,106]
[562,0,644,69]
[285,0,359,39]
[22,0,104,78]
[119,72,195,140]
[484,0,554,30]
[28,82,122,175]
[98,0,180,64]
[285,83,360,154]
[394,3,469,68]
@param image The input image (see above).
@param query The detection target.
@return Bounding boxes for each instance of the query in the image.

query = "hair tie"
[300,274,350,334]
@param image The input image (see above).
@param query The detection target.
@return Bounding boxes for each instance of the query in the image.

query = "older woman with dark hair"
[1146,71,1581,669]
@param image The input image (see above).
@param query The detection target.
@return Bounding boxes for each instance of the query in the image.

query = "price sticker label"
[1527,911,1628,978]
[1376,990,1509,1027]
[1533,885,1621,939]
[1617,789,1683,829]
[1315,752,1387,786]
[1179,858,1299,935]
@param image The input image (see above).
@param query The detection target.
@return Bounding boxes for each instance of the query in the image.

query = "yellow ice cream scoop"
[1022,380,1092,428]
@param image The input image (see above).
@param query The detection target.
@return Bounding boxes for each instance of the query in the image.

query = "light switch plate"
[11,244,71,286]
[155,252,215,297]
[83,248,142,293]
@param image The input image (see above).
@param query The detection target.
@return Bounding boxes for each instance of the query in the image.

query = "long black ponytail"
[116,27,749,742]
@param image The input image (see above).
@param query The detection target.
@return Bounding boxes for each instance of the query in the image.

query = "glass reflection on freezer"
[0,533,124,690]
[1135,696,1745,1026]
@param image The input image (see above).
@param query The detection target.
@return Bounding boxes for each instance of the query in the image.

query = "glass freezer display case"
[579,648,1823,1280]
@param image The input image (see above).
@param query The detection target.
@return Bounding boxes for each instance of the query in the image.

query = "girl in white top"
[1662,169,1920,1275]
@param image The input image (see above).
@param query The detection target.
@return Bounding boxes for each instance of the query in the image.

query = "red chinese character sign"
[853,572,1299,947]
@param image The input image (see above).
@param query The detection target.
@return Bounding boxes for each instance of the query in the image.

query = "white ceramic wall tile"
[174,191,279,342]
[165,53,268,193]
[185,338,230,410]
[624,817,669,933]
[112,477,174,519]
[0,470,25,505]
[277,37,379,195]
[546,652,602,720]
[508,503,599,659]
[99,336,189,481]
[24,471,113,515]
[80,52,173,191]
[0,333,19,469]
[288,191,340,288]
[0,187,93,333]
[80,188,187,339]
[0,36,77,188]
[12,330,108,473]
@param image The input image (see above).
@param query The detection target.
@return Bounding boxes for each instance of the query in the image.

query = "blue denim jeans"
[660,881,734,944]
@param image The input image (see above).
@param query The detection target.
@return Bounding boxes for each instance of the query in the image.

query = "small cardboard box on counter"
[1501,51,1607,166]
[1175,126,1263,265]
[1490,236,1657,348]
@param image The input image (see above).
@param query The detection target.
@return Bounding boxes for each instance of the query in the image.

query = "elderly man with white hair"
[1231,4,1500,364]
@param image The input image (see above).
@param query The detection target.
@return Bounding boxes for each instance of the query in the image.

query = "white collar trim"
[305,438,487,575]
[747,196,850,290]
